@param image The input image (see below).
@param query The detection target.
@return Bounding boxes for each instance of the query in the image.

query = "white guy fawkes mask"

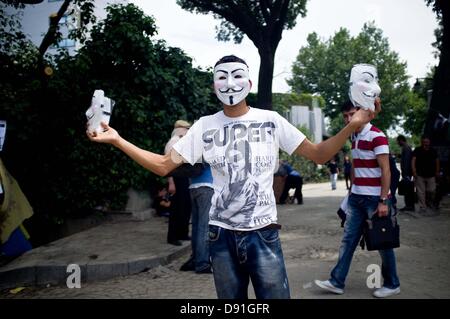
[214,62,251,106]
[86,90,115,134]
[349,64,381,111]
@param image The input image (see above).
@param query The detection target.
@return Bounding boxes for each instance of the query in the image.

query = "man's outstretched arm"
[294,100,380,164]
[294,110,371,164]
[294,127,355,165]
[87,122,182,176]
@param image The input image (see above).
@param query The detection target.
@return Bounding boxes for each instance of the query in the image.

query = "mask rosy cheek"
[234,79,248,87]
[356,82,370,91]
[214,82,225,90]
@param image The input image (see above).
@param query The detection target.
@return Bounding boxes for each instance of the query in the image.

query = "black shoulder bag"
[360,206,400,251]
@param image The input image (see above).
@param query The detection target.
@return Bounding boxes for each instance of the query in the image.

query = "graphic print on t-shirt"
[173,108,306,230]
[203,120,277,228]
[211,139,259,227]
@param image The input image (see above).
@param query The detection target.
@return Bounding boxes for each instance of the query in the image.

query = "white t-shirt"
[173,107,306,231]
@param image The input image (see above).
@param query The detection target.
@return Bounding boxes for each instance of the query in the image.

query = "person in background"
[179,163,214,274]
[396,135,415,212]
[412,136,440,216]
[389,153,401,214]
[278,160,303,205]
[164,120,192,246]
[328,158,339,190]
[154,183,171,217]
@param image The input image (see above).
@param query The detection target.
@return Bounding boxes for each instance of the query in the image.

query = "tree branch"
[259,0,272,25]
[38,0,72,57]
[271,0,285,22]
[272,0,290,48]
[194,0,262,45]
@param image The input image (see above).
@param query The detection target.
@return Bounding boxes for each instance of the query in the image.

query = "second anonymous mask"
[349,64,381,111]
[86,90,115,134]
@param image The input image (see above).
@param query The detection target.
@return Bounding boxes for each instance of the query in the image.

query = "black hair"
[396,135,407,142]
[340,100,357,113]
[214,55,248,67]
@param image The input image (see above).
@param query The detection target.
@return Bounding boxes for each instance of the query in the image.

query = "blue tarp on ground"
[1,227,32,256]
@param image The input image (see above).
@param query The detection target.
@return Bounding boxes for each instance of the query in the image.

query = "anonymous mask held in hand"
[214,62,251,106]
[86,90,115,134]
[349,64,381,111]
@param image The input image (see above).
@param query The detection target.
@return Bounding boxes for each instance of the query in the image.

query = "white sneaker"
[373,286,400,298]
[314,280,344,295]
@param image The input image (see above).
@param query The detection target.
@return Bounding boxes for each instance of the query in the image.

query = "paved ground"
[1,181,449,299]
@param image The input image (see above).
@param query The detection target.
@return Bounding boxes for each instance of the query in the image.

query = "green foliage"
[0,3,36,59]
[401,68,434,139]
[402,91,428,139]
[1,3,220,225]
[68,0,97,45]
[388,136,401,157]
[0,1,25,8]
[288,22,410,133]
[246,92,257,108]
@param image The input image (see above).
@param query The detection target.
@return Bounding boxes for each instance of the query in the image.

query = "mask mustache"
[219,87,244,94]
[362,91,378,98]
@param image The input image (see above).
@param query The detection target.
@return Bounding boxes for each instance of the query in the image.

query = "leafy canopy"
[1,3,220,232]
[288,22,410,133]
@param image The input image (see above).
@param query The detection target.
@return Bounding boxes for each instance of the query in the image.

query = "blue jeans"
[329,193,400,289]
[330,173,338,190]
[208,225,290,299]
[190,187,214,272]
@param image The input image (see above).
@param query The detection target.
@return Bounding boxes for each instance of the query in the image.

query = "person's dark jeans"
[190,186,213,272]
[399,177,415,209]
[167,176,191,243]
[344,173,351,189]
[390,176,399,209]
[404,180,415,209]
[209,225,290,299]
[279,175,303,204]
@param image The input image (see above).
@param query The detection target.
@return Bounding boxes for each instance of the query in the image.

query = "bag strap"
[360,219,371,250]
[359,237,365,250]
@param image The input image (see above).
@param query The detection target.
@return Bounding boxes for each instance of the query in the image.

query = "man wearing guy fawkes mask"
[88,55,379,299]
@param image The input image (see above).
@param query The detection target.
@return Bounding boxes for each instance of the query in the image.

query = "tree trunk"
[424,0,450,147]
[256,45,275,110]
